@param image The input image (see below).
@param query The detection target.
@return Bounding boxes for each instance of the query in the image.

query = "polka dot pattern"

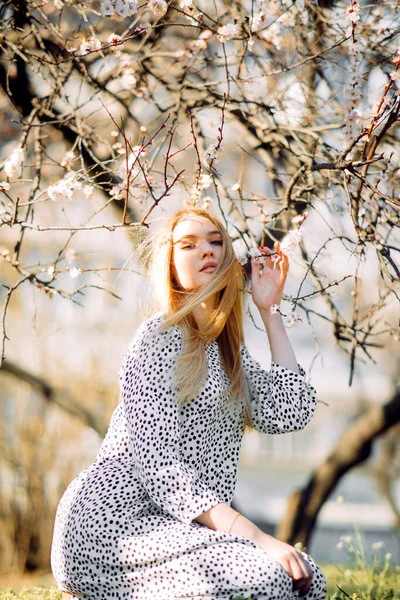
[51,315,325,599]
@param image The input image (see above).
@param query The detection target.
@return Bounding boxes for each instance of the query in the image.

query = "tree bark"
[2,360,107,436]
[277,389,400,546]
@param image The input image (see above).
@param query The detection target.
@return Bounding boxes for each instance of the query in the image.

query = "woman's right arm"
[195,504,313,594]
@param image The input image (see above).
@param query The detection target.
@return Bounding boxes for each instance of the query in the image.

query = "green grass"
[1,541,399,600]
[1,567,400,600]
[0,591,61,600]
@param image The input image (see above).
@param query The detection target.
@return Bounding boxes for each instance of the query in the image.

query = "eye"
[211,239,223,246]
[180,243,195,250]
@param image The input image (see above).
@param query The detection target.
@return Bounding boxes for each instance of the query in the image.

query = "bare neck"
[191,296,218,334]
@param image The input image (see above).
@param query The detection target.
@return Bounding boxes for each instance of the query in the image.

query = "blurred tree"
[0,0,399,572]
[277,387,400,546]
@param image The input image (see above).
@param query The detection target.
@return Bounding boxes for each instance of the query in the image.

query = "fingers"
[258,242,289,274]
[276,550,313,596]
[290,552,313,595]
[292,555,312,594]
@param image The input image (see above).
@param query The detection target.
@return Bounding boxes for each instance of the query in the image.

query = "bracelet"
[228,511,241,534]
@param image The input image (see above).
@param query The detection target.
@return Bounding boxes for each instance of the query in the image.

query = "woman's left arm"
[250,240,300,373]
[244,241,317,433]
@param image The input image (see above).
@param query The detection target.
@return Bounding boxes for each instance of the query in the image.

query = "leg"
[294,553,327,600]
[55,540,326,600]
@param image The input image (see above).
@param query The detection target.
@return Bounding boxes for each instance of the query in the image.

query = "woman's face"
[171,215,224,291]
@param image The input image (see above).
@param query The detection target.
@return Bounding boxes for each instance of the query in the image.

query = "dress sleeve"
[119,319,224,524]
[240,345,317,434]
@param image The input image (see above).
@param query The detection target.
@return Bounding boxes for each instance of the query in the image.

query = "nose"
[200,242,214,259]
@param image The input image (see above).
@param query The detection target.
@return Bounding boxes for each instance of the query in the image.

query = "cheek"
[172,252,196,288]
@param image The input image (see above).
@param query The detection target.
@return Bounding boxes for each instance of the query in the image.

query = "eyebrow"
[173,230,222,243]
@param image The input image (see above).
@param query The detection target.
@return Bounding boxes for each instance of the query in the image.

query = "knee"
[303,553,327,599]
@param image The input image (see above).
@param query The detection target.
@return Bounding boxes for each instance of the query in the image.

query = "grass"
[1,535,399,600]
[1,566,400,600]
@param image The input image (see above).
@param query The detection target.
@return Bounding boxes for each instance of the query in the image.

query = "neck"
[192,295,218,334]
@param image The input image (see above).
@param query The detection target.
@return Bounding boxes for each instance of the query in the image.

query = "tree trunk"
[277,389,400,546]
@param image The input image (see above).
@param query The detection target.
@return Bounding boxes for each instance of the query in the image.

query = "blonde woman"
[51,206,326,600]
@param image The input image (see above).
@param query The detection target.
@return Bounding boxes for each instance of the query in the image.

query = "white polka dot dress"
[51,315,326,600]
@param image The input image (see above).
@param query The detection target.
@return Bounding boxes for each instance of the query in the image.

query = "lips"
[200,261,217,272]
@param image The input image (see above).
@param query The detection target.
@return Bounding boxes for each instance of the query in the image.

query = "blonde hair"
[149,206,253,429]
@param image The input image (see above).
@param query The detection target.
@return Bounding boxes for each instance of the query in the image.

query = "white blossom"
[371,541,384,551]
[101,0,137,17]
[119,145,147,181]
[48,172,81,202]
[202,196,212,209]
[107,33,123,45]
[147,0,168,18]
[231,182,240,191]
[189,31,213,51]
[184,7,203,24]
[101,0,114,16]
[116,0,138,17]
[69,267,82,278]
[204,143,223,167]
[0,181,10,191]
[344,570,352,578]
[61,150,75,169]
[83,185,94,199]
[280,227,303,256]
[260,22,282,50]
[347,1,360,24]
[180,0,194,7]
[54,0,64,8]
[79,37,102,55]
[47,265,55,276]
[270,304,280,315]
[217,23,241,43]
[283,311,302,328]
[250,12,265,33]
[120,69,139,89]
[343,2,363,145]
[110,183,126,200]
[198,173,212,190]
[341,535,353,545]
[189,185,202,204]
[4,147,25,178]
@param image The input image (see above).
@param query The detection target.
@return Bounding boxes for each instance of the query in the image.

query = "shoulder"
[120,314,182,374]
[135,313,182,346]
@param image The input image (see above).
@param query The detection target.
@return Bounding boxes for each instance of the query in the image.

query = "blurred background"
[0,0,399,583]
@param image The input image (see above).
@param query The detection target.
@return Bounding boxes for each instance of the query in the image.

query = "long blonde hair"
[150,206,253,428]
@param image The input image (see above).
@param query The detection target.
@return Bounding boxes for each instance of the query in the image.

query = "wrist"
[230,514,264,542]
[259,307,284,326]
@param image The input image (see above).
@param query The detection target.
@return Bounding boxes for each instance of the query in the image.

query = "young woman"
[51,206,326,600]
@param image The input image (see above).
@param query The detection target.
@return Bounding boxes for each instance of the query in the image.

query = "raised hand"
[250,241,289,314]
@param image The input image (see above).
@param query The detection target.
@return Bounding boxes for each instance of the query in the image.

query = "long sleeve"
[119,318,224,524]
[240,345,317,434]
